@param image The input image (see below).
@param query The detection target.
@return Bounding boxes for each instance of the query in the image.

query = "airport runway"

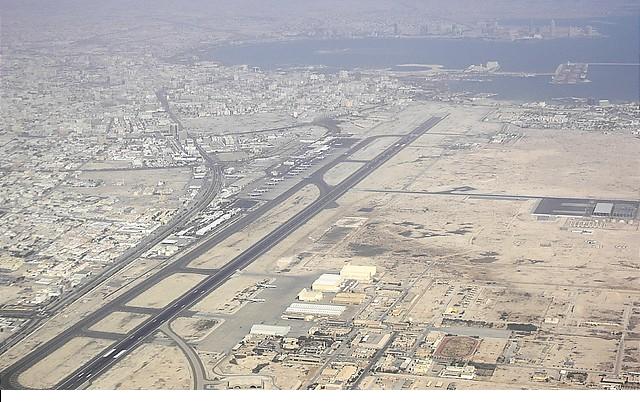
[0,153,224,355]
[0,116,442,390]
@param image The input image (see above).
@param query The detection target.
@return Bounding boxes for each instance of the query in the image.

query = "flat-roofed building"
[340,264,376,282]
[593,202,614,217]
[440,365,476,380]
[312,273,343,292]
[298,288,323,302]
[352,330,392,349]
[250,324,291,337]
[285,302,346,317]
[332,292,366,305]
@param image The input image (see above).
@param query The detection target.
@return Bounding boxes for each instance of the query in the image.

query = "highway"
[0,138,223,356]
[0,89,222,363]
[0,116,442,390]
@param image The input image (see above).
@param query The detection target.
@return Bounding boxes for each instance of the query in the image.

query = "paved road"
[0,116,442,390]
[0,88,225,355]
[0,142,223,356]
[350,333,397,389]
[159,323,208,389]
[614,305,631,376]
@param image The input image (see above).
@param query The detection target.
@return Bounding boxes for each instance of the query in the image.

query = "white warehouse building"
[311,273,343,292]
[340,264,376,282]
[285,303,346,317]
[250,324,291,337]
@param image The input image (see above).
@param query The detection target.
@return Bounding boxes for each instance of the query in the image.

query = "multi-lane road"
[0,131,223,356]
[0,116,442,390]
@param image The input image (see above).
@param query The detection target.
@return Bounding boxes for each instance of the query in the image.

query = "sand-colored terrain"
[170,317,222,342]
[89,312,150,334]
[191,274,265,314]
[405,129,640,199]
[349,137,400,160]
[473,338,508,364]
[126,273,207,309]
[622,339,640,372]
[222,103,639,389]
[89,342,192,389]
[9,102,639,390]
[216,351,310,390]
[19,336,114,389]
[323,161,365,186]
[541,334,618,372]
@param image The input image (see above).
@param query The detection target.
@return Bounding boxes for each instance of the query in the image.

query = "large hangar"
[533,197,639,219]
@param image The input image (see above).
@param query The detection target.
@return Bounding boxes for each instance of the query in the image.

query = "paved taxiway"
[0,116,442,390]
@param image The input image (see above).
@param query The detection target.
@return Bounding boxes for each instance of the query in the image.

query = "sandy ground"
[349,106,640,201]
[541,334,618,372]
[426,105,499,136]
[361,364,596,390]
[89,342,192,389]
[224,102,639,389]
[216,351,310,389]
[170,317,222,342]
[80,160,132,170]
[473,338,509,364]
[18,336,114,389]
[191,274,264,314]
[89,312,150,334]
[323,161,365,186]
[59,168,191,234]
[622,339,640,372]
[360,371,545,390]
[349,136,400,160]
[126,273,207,309]
[73,168,190,202]
[405,129,640,199]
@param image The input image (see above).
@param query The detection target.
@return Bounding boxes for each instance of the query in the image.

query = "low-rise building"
[340,263,376,282]
[440,365,476,380]
[298,288,323,302]
[250,324,291,337]
[332,292,366,305]
[312,273,343,292]
[285,302,346,317]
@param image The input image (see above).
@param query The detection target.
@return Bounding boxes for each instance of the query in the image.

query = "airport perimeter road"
[0,116,442,390]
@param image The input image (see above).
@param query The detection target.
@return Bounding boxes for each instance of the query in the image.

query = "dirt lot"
[216,350,311,389]
[89,342,192,389]
[324,161,365,186]
[89,312,150,334]
[473,338,508,364]
[170,316,222,342]
[126,273,207,309]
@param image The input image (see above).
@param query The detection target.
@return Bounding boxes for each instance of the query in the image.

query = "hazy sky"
[2,0,638,19]
[1,0,637,51]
